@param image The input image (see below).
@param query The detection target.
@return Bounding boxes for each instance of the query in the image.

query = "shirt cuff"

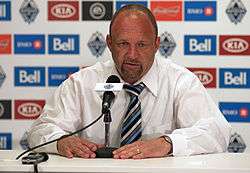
[167,134,188,156]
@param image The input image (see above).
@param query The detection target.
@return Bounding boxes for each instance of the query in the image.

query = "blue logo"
[219,68,250,88]
[14,34,45,54]
[184,35,216,55]
[14,67,45,87]
[48,67,79,86]
[0,1,11,21]
[184,1,217,21]
[116,1,147,10]
[48,34,79,54]
[219,102,250,122]
[0,133,12,149]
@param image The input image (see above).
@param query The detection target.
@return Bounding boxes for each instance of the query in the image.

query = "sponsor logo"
[88,31,106,57]
[184,1,216,21]
[14,67,45,87]
[0,133,12,149]
[48,1,79,21]
[219,68,250,88]
[14,34,45,54]
[188,68,216,88]
[0,1,11,21]
[151,1,182,21]
[219,102,250,122]
[15,100,45,119]
[0,66,6,88]
[20,131,29,150]
[82,1,113,21]
[0,34,11,54]
[116,1,147,10]
[48,34,79,54]
[228,133,246,153]
[219,35,250,55]
[159,32,176,58]
[48,66,79,86]
[0,100,12,119]
[19,0,39,24]
[226,0,247,25]
[184,35,216,55]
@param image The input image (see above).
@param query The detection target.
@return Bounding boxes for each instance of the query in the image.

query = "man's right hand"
[57,136,103,158]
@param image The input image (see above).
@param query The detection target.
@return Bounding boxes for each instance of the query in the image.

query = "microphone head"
[106,75,120,83]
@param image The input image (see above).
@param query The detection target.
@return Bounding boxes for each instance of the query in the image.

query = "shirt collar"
[110,59,158,97]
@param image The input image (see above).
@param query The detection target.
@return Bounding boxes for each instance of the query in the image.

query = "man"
[28,5,231,159]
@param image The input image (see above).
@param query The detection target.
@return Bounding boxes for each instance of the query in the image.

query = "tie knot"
[123,82,145,97]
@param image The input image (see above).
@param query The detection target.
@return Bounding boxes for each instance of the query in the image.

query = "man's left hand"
[113,137,172,159]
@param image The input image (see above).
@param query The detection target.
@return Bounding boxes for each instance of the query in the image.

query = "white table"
[0,150,249,173]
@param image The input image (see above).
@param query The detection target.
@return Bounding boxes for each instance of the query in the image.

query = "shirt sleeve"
[168,71,231,156]
[27,76,82,154]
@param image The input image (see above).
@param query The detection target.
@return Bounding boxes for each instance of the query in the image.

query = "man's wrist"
[161,136,173,156]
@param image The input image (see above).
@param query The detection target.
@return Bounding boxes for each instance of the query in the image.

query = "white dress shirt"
[27,57,231,156]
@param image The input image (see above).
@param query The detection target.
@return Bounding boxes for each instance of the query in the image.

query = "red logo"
[219,35,250,55]
[240,108,248,118]
[204,7,213,16]
[15,100,45,119]
[48,1,79,21]
[33,40,42,49]
[0,34,11,54]
[188,68,216,88]
[151,1,182,21]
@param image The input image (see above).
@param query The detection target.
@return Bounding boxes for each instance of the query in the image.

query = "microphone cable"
[16,113,103,160]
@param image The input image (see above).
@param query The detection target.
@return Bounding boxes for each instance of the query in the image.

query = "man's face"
[107,12,160,84]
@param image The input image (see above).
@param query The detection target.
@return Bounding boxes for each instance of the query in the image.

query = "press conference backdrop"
[0,0,249,153]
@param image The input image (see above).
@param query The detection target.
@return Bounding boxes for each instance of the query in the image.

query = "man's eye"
[138,43,146,47]
[118,42,128,47]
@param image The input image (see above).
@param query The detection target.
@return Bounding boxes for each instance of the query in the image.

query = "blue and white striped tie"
[121,83,145,146]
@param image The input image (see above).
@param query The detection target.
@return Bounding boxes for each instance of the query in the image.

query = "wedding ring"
[136,148,140,154]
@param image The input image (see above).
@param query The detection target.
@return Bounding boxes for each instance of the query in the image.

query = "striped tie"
[121,83,145,146]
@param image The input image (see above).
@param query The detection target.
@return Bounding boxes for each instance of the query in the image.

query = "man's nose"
[126,45,138,59]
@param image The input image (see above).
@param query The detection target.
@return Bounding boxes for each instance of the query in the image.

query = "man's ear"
[106,34,112,51]
[155,36,160,52]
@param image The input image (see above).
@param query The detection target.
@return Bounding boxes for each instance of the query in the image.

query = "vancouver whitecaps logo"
[159,32,176,58]
[87,31,106,58]
[19,0,39,24]
[0,66,6,88]
[226,0,247,24]
[227,132,246,153]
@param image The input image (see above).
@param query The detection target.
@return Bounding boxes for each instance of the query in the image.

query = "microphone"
[102,75,120,114]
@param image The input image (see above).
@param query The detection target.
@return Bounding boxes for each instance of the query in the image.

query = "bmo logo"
[184,35,216,55]
[48,34,79,54]
[14,67,45,87]
[219,68,250,88]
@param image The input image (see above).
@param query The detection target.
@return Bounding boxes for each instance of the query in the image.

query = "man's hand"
[113,137,172,159]
[57,136,103,158]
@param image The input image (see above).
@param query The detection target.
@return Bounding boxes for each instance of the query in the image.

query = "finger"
[132,153,145,159]
[72,147,92,158]
[114,145,139,159]
[80,139,98,151]
[113,144,134,154]
[63,148,74,158]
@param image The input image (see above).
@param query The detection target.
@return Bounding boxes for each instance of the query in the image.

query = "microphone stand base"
[95,147,117,158]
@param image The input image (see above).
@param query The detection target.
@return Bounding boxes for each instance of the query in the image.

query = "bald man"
[28,5,231,159]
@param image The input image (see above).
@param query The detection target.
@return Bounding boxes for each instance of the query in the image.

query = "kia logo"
[194,71,213,85]
[17,103,42,117]
[51,4,76,18]
[223,38,249,53]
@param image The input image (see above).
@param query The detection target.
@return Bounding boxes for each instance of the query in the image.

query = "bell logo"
[219,68,250,88]
[14,67,45,86]
[48,35,79,54]
[19,70,40,83]
[184,35,216,55]
[53,38,75,51]
[189,38,211,52]
[224,72,247,85]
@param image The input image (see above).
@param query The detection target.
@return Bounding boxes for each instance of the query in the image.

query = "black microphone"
[102,75,120,114]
